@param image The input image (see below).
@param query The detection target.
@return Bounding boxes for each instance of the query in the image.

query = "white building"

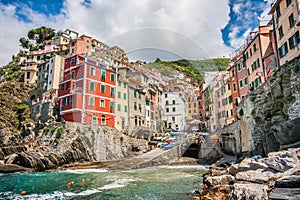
[161,91,186,131]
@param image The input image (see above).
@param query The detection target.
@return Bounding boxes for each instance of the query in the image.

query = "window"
[90,67,95,76]
[100,99,105,107]
[123,93,127,100]
[100,84,105,93]
[124,82,126,88]
[138,103,142,112]
[172,107,176,112]
[279,42,288,58]
[101,70,106,81]
[134,102,137,110]
[92,114,98,124]
[110,87,115,97]
[286,0,292,7]
[233,83,237,91]
[61,84,64,91]
[26,72,30,79]
[86,45,89,49]
[71,48,74,53]
[70,57,75,65]
[253,43,257,52]
[237,63,241,71]
[289,13,295,28]
[227,83,230,91]
[229,95,232,103]
[172,100,175,104]
[165,93,168,98]
[90,81,95,91]
[101,115,106,125]
[110,73,115,82]
[124,105,128,112]
[239,80,243,88]
[289,31,299,49]
[89,96,94,106]
[244,77,248,85]
[276,5,281,19]
[63,97,68,105]
[172,116,175,122]
[117,104,121,111]
[278,26,284,39]
[166,101,169,105]
[110,101,114,111]
[66,82,70,90]
[250,48,252,57]
[166,108,169,112]
[71,70,75,79]
[138,93,141,99]
[118,91,121,98]
[134,90,137,98]
[117,81,121,86]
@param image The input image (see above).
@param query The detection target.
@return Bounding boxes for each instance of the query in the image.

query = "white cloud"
[0,0,232,66]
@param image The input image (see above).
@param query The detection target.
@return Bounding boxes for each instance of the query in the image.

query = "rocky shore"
[193,148,300,200]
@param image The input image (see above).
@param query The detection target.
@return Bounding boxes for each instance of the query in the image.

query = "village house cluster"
[199,0,300,133]
[18,0,299,135]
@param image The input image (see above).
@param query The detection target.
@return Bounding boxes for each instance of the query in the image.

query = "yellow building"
[115,77,129,131]
[270,0,300,66]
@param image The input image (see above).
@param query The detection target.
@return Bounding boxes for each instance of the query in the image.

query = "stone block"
[231,183,269,200]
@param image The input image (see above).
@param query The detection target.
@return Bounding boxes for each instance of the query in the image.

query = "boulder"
[0,163,33,173]
[275,175,300,188]
[201,185,231,200]
[206,175,236,187]
[237,158,268,173]
[235,170,270,184]
[269,188,300,200]
[231,183,269,200]
[262,150,299,172]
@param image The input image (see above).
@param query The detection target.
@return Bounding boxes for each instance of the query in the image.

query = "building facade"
[270,0,300,67]
[58,55,116,126]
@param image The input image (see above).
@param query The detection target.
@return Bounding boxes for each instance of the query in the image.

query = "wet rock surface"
[194,148,300,199]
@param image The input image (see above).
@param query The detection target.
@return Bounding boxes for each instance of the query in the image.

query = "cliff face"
[248,58,300,156]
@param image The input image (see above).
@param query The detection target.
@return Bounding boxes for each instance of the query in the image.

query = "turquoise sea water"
[0,166,206,200]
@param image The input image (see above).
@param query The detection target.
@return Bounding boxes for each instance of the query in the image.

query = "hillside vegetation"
[146,58,230,82]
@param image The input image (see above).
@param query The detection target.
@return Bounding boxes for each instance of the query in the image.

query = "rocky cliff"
[248,58,300,156]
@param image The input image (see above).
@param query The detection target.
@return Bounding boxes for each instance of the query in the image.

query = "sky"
[0,0,273,66]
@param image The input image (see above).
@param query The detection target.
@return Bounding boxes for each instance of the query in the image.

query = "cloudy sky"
[0,0,272,66]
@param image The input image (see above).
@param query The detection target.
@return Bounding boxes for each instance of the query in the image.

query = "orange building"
[70,35,93,56]
[58,55,116,126]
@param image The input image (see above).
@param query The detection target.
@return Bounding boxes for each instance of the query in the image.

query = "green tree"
[19,26,55,50]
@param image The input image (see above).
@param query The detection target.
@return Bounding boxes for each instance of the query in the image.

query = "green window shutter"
[101,84,105,93]
[124,105,128,112]
[118,91,121,98]
[117,104,121,111]
[110,74,115,82]
[110,87,115,96]
[123,93,126,100]
[90,81,95,91]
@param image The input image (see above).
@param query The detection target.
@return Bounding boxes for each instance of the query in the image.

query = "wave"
[0,189,102,200]
[99,178,136,190]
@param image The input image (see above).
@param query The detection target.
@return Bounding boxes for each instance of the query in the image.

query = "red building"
[58,55,116,126]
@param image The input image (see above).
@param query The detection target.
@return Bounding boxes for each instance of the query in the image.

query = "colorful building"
[58,55,116,126]
[269,0,300,67]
